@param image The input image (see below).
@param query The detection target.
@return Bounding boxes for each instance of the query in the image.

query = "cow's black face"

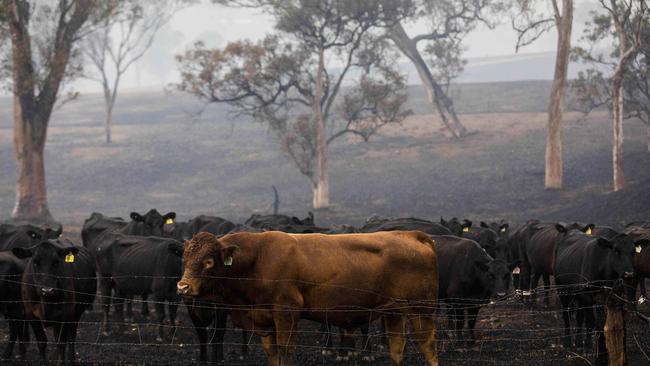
[13,241,78,298]
[131,209,176,237]
[441,217,464,236]
[487,260,511,298]
[606,234,635,280]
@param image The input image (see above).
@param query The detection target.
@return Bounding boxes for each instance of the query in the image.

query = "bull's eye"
[204,258,214,269]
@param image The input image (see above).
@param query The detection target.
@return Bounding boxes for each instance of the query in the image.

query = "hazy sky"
[74,0,600,93]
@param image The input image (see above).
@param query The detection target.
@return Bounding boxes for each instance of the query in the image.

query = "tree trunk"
[312,47,329,209]
[388,23,468,138]
[105,105,113,144]
[647,123,650,153]
[12,104,52,223]
[612,73,625,192]
[545,0,573,189]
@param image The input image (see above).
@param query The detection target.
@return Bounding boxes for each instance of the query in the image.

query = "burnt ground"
[1,294,649,365]
[1,83,650,364]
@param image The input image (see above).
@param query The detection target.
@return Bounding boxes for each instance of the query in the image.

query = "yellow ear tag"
[462,227,470,233]
[223,256,233,266]
[585,228,592,235]
[165,218,174,225]
[65,253,75,263]
[636,245,642,254]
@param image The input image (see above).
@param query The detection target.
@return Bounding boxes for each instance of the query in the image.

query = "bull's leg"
[240,330,250,359]
[408,314,439,366]
[384,315,408,366]
[360,323,374,362]
[319,323,334,356]
[212,309,227,362]
[260,333,280,366]
[29,318,47,360]
[337,328,355,361]
[273,312,299,366]
[466,306,481,345]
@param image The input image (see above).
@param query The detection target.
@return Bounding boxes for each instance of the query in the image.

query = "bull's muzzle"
[177,281,191,295]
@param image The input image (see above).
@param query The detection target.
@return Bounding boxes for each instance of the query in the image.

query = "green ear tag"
[223,256,233,266]
[65,253,75,263]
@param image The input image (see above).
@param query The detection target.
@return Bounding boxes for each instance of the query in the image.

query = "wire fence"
[1,276,649,365]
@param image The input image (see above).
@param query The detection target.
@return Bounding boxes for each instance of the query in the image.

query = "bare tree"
[84,0,187,144]
[176,1,411,209]
[572,0,648,191]
[512,0,574,189]
[0,0,100,223]
[386,0,501,139]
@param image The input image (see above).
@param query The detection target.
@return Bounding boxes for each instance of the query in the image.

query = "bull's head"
[176,232,238,298]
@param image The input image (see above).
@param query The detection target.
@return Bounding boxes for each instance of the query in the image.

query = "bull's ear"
[596,237,612,249]
[474,260,489,272]
[12,247,33,259]
[220,245,239,266]
[583,224,595,235]
[130,212,144,222]
[168,242,184,257]
[555,223,567,233]
[27,230,41,239]
[500,224,509,233]
[480,222,489,229]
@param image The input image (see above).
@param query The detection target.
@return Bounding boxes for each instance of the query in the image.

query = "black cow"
[360,216,452,235]
[245,212,314,229]
[81,212,127,248]
[439,217,469,236]
[164,215,235,241]
[95,233,182,340]
[433,235,514,344]
[82,209,176,250]
[460,224,504,261]
[623,226,650,305]
[554,232,635,350]
[0,223,62,251]
[0,252,28,360]
[519,222,593,306]
[12,239,96,363]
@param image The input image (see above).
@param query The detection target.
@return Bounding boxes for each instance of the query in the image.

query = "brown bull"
[177,230,439,366]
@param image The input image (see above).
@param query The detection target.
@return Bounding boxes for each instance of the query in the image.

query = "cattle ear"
[440,217,446,225]
[220,245,239,266]
[168,242,184,257]
[583,224,595,236]
[596,237,612,249]
[508,260,522,271]
[57,246,79,257]
[163,212,176,225]
[480,222,489,229]
[130,212,144,222]
[555,223,567,233]
[474,260,489,272]
[500,224,509,233]
[12,247,33,259]
[461,221,472,232]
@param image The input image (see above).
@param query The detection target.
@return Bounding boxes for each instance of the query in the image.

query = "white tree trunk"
[545,0,573,189]
[312,47,329,209]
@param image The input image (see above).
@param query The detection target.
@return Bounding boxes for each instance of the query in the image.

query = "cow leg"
[54,323,66,362]
[18,319,28,358]
[520,262,532,300]
[29,319,47,360]
[584,306,597,353]
[408,314,439,366]
[627,276,639,309]
[542,274,551,307]
[559,296,572,348]
[451,307,466,344]
[100,277,112,335]
[168,301,179,339]
[466,306,481,345]
[141,294,150,317]
[641,277,648,299]
[384,315,408,366]
[575,306,585,350]
[114,290,127,332]
[2,319,20,359]
[125,296,134,322]
[67,321,80,363]
[530,272,541,306]
[154,297,166,342]
[260,333,280,366]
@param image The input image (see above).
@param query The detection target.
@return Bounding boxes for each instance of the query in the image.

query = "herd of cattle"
[0,210,649,365]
